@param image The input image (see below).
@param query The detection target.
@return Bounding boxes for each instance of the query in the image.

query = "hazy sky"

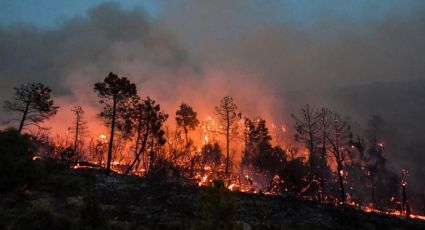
[1,0,425,127]
[1,0,424,119]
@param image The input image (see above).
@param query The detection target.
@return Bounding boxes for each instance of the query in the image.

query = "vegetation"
[70,105,88,159]
[198,180,241,230]
[1,77,423,228]
[215,96,239,174]
[3,82,58,133]
[94,72,137,175]
[125,97,168,175]
[10,207,74,230]
[80,190,109,230]
[0,128,35,192]
[176,103,199,148]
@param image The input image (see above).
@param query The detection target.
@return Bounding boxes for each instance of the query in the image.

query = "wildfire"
[99,134,107,143]
[32,156,41,160]
[71,162,96,170]
[198,174,210,186]
[67,156,425,222]
[228,183,240,192]
[201,117,220,145]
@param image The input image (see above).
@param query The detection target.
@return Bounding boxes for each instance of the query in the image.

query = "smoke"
[160,0,425,192]
[0,2,282,139]
[162,0,425,91]
[1,1,425,200]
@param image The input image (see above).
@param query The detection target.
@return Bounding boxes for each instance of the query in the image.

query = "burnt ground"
[1,160,424,230]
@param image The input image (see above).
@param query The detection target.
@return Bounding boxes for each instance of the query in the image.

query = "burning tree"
[70,105,88,159]
[94,72,137,175]
[201,142,222,171]
[241,117,276,172]
[215,96,240,174]
[364,115,388,206]
[326,113,352,202]
[347,115,400,209]
[176,103,199,148]
[3,82,59,134]
[176,103,200,176]
[124,97,168,175]
[200,117,221,145]
[316,107,334,195]
[292,104,322,195]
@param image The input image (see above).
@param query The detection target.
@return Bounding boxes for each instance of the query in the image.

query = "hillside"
[1,159,424,230]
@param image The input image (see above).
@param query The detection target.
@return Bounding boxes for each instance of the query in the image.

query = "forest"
[1,72,425,229]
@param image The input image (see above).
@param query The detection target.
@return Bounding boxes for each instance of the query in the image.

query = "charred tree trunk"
[402,183,407,213]
[320,122,328,197]
[406,201,411,219]
[184,126,188,149]
[74,113,80,154]
[18,99,31,134]
[125,125,150,175]
[308,119,315,179]
[337,162,346,202]
[190,156,195,177]
[106,98,117,175]
[225,112,230,174]
[371,173,376,208]
[148,139,154,172]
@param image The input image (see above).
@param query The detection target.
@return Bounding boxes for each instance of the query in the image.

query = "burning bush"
[0,128,36,192]
[201,142,222,170]
[60,147,76,161]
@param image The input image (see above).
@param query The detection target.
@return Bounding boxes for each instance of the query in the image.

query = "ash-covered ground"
[1,160,424,230]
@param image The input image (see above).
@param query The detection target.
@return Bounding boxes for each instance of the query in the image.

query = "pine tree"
[3,82,59,133]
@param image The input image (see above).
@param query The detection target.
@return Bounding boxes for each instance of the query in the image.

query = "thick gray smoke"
[161,0,425,194]
[1,1,424,202]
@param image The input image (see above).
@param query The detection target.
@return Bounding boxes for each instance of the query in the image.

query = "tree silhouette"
[124,97,168,175]
[364,115,397,209]
[176,103,199,148]
[215,96,239,174]
[316,107,333,196]
[202,142,222,170]
[242,117,272,169]
[70,105,88,159]
[291,104,321,179]
[94,72,137,175]
[3,82,59,133]
[326,113,352,202]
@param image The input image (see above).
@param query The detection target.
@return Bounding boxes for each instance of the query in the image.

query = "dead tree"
[292,105,321,187]
[316,107,333,195]
[327,113,352,202]
[70,105,88,159]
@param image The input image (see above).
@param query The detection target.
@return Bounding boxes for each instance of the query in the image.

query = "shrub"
[197,180,241,230]
[0,128,36,192]
[60,147,76,161]
[80,190,109,230]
